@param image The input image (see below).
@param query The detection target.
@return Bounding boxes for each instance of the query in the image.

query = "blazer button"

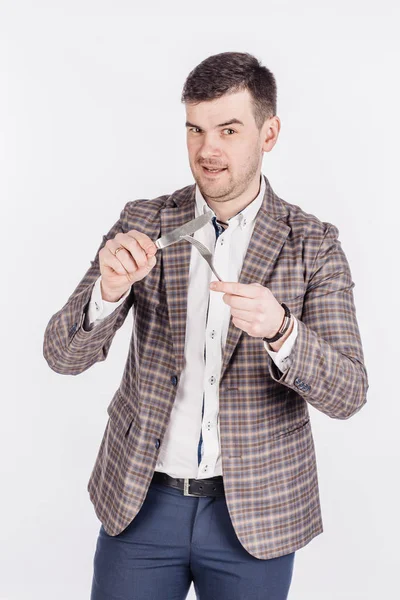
[171,375,178,386]
[155,438,160,449]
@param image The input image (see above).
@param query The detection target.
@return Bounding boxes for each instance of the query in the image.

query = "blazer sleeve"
[43,202,134,375]
[267,222,369,419]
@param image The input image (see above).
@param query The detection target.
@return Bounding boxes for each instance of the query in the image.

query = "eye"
[222,128,235,135]
[189,127,201,133]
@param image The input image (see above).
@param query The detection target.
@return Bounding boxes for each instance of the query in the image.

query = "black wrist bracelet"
[263,303,292,343]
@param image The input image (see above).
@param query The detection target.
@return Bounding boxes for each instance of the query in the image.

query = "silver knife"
[155,211,214,249]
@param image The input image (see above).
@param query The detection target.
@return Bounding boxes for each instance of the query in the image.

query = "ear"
[261,116,281,153]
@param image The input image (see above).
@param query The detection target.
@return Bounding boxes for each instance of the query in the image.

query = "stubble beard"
[195,158,260,204]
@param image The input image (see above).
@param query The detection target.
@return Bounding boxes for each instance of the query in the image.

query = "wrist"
[100,281,125,303]
[263,303,288,343]
[268,315,294,352]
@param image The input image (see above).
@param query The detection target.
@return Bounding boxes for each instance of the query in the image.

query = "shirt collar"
[195,173,266,231]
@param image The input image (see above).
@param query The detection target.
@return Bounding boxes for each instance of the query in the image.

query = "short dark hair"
[181,51,277,131]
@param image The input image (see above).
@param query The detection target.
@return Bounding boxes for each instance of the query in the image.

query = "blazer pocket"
[271,417,310,440]
[107,391,137,437]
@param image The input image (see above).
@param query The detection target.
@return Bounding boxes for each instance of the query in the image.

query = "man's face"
[185,88,269,203]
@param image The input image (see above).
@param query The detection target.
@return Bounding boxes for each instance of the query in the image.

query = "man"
[43,51,369,600]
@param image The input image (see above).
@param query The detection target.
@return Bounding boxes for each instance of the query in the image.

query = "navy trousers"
[90,476,295,599]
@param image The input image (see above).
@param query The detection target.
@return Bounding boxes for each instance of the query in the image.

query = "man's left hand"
[209,281,285,339]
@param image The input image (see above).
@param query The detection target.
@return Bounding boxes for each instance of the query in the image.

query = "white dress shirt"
[84,174,298,478]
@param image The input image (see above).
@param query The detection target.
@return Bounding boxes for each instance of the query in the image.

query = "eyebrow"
[185,118,245,129]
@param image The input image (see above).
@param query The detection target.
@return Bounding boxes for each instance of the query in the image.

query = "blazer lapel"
[160,186,196,373]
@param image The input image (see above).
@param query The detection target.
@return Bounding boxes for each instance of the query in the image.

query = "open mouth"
[202,166,227,175]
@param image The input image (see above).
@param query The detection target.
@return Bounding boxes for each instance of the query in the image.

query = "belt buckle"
[183,478,199,497]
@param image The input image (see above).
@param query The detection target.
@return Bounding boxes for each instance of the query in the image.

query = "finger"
[102,244,133,277]
[223,294,255,311]
[105,238,146,280]
[231,316,249,332]
[126,229,158,257]
[113,234,148,269]
[230,307,255,323]
[210,281,260,298]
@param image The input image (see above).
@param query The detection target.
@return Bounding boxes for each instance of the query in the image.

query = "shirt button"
[210,330,216,339]
[210,376,216,385]
[171,375,178,386]
[155,439,160,449]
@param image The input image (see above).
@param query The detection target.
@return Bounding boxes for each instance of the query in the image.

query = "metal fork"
[180,235,223,281]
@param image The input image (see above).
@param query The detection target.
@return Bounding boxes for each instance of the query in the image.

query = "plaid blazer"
[43,174,369,560]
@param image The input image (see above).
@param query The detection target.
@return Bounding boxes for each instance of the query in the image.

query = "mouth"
[201,166,228,177]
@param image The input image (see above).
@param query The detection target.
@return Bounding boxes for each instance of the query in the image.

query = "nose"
[198,132,223,158]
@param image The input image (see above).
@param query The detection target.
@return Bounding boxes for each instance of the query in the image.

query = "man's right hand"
[99,230,158,302]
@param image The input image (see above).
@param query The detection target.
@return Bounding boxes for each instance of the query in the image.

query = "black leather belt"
[152,471,225,497]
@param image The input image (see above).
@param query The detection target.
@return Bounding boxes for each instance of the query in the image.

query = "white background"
[1,1,399,598]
